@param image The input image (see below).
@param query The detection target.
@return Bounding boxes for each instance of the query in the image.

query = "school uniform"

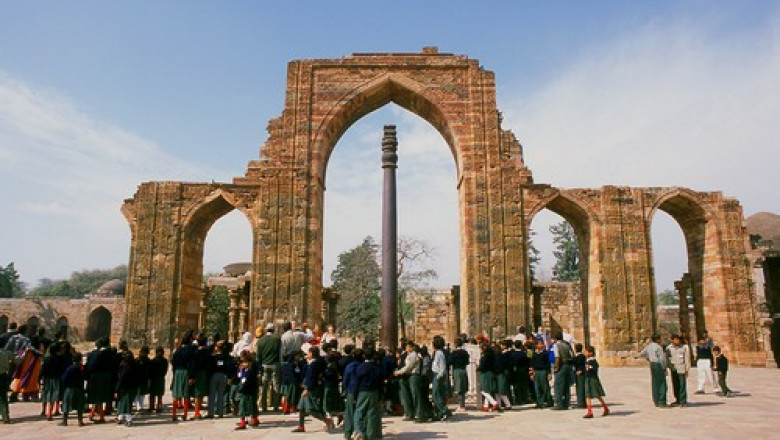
[170,344,195,400]
[280,357,300,412]
[509,347,530,404]
[237,362,259,418]
[85,347,114,406]
[584,357,606,398]
[116,360,139,425]
[395,350,421,420]
[531,349,552,407]
[713,353,732,396]
[323,361,344,416]
[298,356,327,427]
[553,340,574,409]
[449,348,469,406]
[573,353,587,408]
[189,346,213,400]
[342,358,360,439]
[40,352,67,405]
[354,360,383,440]
[60,362,85,425]
[148,354,168,401]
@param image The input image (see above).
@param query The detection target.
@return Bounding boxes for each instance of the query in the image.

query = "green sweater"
[255,333,282,365]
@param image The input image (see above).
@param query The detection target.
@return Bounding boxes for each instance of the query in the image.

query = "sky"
[1,1,778,294]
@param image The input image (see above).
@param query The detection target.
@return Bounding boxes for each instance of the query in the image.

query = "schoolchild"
[342,348,363,440]
[712,346,733,397]
[695,335,718,394]
[59,352,85,427]
[573,343,587,409]
[40,343,67,420]
[477,343,497,411]
[353,347,383,440]
[135,346,151,413]
[323,351,344,423]
[280,352,300,414]
[496,340,513,410]
[170,331,195,421]
[531,339,552,408]
[208,341,232,418]
[148,346,168,413]
[448,339,470,410]
[86,337,114,423]
[292,345,333,433]
[582,346,609,418]
[115,351,138,427]
[189,334,213,419]
[234,351,260,430]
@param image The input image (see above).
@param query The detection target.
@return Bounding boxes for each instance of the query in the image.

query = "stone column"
[199,285,209,331]
[675,274,691,342]
[381,125,399,349]
[228,290,239,342]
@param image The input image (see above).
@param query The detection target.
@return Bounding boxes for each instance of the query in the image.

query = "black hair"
[282,321,292,332]
[432,335,445,350]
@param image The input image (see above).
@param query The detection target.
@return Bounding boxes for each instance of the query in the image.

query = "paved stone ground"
[1,366,779,439]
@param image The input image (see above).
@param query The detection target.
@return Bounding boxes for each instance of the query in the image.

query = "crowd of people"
[0,320,733,439]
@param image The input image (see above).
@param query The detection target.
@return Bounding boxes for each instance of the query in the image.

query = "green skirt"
[496,372,510,395]
[238,393,255,417]
[87,371,113,404]
[192,369,209,398]
[171,369,191,399]
[117,390,133,414]
[452,368,468,395]
[323,386,344,414]
[584,376,605,398]
[479,371,496,394]
[281,383,300,404]
[298,386,324,417]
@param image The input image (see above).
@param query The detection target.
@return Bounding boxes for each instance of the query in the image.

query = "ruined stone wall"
[121,51,769,365]
[409,289,458,345]
[537,282,584,343]
[0,297,125,344]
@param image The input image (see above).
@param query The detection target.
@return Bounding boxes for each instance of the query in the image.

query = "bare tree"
[395,236,438,340]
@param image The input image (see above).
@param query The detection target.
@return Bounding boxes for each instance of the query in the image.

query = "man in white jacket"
[666,334,691,407]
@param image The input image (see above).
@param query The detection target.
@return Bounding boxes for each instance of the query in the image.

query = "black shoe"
[551,406,565,411]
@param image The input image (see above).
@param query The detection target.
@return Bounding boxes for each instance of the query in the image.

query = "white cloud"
[503,14,780,290]
[0,72,218,285]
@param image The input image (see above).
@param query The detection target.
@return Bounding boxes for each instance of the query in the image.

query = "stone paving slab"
[1,366,778,439]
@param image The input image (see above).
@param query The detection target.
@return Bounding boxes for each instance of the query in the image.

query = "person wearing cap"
[639,333,669,408]
[256,322,282,412]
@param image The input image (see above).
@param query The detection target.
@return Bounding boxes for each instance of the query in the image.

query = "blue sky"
[1,1,778,293]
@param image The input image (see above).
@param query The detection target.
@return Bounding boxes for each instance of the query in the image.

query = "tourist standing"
[208,341,231,418]
[431,336,451,421]
[666,334,691,407]
[393,341,421,421]
[551,332,574,410]
[255,323,282,412]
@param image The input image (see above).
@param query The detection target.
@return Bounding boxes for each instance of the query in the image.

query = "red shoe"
[602,407,610,417]
[583,412,593,419]
[292,426,305,433]
[249,416,260,427]
[234,420,247,430]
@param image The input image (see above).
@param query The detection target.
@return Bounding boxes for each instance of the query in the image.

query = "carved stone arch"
[526,189,598,345]
[181,189,255,235]
[647,187,714,341]
[86,306,112,342]
[314,73,459,183]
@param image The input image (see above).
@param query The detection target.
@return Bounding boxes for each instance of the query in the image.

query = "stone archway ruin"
[122,49,772,365]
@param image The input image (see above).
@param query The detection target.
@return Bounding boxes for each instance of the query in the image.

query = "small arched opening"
[85,306,112,342]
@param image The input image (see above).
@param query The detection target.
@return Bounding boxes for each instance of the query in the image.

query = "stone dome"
[95,279,126,296]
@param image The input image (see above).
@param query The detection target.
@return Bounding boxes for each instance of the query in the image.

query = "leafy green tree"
[29,265,127,298]
[656,288,678,306]
[331,237,382,340]
[551,220,580,282]
[204,285,230,337]
[527,229,541,281]
[0,262,26,298]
